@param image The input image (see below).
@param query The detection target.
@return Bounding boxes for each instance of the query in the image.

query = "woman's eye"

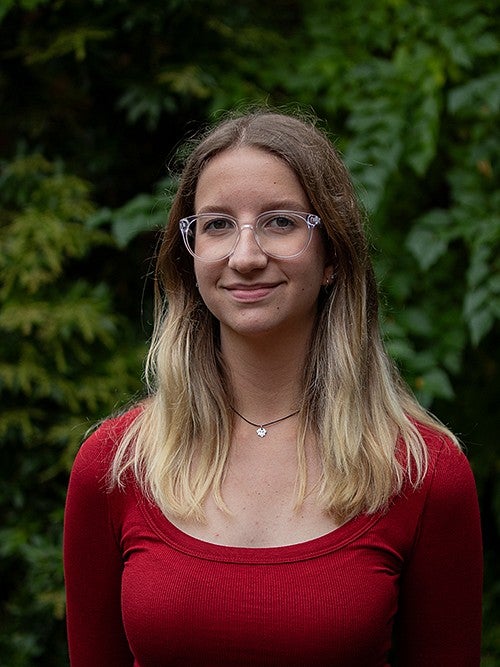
[265,215,295,231]
[203,217,233,232]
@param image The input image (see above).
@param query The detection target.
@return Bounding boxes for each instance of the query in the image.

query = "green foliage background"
[0,0,498,664]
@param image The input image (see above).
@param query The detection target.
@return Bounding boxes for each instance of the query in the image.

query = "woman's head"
[158,110,377,337]
[188,144,333,343]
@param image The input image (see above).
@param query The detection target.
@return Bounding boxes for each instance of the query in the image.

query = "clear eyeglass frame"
[179,210,322,262]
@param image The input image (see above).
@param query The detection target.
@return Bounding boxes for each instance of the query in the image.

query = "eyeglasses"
[179,210,322,262]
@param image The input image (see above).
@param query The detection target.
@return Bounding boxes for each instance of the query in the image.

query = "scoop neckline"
[136,488,382,564]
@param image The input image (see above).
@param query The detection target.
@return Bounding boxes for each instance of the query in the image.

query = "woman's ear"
[322,263,335,288]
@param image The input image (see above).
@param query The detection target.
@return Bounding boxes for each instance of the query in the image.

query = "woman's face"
[193,146,333,344]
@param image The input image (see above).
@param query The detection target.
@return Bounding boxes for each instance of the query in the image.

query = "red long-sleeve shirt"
[64,411,483,666]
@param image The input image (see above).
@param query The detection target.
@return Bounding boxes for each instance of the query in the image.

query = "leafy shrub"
[0,155,145,664]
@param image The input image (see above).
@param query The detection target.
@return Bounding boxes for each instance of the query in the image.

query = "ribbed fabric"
[64,411,482,666]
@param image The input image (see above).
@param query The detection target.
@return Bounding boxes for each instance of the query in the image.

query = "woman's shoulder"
[413,420,477,500]
[388,421,479,540]
[413,420,463,459]
[70,405,143,479]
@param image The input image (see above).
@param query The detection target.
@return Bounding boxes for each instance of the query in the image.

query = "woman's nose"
[227,225,268,272]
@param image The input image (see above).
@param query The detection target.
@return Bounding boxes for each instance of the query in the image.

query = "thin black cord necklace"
[231,406,300,438]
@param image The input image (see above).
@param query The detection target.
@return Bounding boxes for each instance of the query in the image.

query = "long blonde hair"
[110,110,458,522]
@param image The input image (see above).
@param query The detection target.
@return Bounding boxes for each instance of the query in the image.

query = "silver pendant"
[256,427,267,438]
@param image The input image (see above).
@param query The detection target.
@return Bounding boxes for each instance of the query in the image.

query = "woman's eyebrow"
[196,200,310,215]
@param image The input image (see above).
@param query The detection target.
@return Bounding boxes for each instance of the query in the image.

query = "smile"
[224,283,281,302]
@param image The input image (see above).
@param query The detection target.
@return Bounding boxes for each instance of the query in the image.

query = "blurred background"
[0,0,498,664]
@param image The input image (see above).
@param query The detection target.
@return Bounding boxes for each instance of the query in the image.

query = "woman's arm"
[63,427,134,666]
[393,442,483,666]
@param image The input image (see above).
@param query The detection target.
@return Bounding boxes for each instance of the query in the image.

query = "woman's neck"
[220,329,309,422]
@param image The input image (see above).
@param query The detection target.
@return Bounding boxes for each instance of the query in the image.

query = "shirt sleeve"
[63,425,135,666]
[393,441,483,666]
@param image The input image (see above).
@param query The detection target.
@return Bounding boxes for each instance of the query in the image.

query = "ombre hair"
[110,110,458,522]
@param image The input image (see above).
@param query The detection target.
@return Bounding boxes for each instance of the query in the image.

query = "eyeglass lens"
[185,212,314,260]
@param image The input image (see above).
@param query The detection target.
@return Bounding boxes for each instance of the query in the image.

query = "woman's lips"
[224,283,280,301]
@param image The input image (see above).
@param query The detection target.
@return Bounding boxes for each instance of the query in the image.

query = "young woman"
[64,111,483,666]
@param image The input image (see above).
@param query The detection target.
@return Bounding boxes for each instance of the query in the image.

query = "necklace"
[231,406,300,438]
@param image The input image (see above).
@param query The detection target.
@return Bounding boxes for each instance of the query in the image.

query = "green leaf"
[406,227,448,271]
[111,193,168,247]
[25,28,112,64]
[468,309,494,346]
[448,72,500,116]
[416,367,454,400]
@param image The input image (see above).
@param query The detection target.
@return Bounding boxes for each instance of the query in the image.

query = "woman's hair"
[110,109,458,522]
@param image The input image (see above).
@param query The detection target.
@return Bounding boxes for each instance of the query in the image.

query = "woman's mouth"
[224,283,280,302]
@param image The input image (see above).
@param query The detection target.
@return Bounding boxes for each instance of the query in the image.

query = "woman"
[64,110,483,666]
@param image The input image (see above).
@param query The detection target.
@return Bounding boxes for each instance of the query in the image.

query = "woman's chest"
[178,442,339,547]
[121,539,399,667]
[170,488,341,547]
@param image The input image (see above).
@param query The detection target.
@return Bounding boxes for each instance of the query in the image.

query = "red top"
[64,410,483,666]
